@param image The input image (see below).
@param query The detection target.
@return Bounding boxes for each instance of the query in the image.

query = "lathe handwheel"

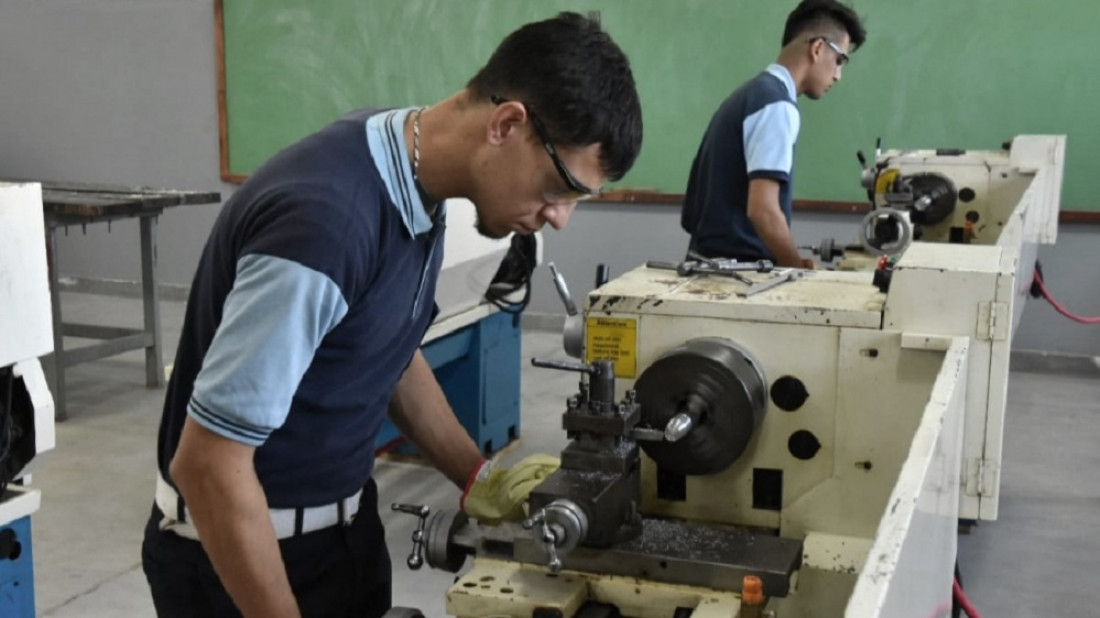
[423,509,468,573]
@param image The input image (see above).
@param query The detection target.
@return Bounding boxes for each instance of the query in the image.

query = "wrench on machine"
[646,252,774,282]
[737,269,810,298]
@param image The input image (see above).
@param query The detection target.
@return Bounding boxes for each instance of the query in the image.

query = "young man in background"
[682,0,866,267]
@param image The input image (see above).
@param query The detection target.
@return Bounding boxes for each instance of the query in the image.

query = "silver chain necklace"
[412,106,439,208]
[412,106,426,180]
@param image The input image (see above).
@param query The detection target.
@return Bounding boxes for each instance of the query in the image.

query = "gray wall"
[2,1,1097,356]
[0,0,230,285]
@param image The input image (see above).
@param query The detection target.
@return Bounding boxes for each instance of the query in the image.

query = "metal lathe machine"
[394,135,1065,617]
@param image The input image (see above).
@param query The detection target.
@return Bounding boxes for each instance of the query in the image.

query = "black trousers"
[142,480,391,618]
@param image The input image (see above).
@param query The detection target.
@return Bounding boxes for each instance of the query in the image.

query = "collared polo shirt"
[157,108,445,507]
[682,63,801,261]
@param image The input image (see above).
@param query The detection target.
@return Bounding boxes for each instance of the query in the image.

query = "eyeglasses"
[811,36,849,67]
[490,95,599,202]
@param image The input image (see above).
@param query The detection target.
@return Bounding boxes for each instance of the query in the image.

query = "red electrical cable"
[1034,271,1100,324]
[953,576,983,618]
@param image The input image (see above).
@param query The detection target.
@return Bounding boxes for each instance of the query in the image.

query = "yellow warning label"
[585,317,637,378]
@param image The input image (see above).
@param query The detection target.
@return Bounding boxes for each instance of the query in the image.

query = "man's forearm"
[749,204,804,267]
[171,423,300,617]
[388,349,485,487]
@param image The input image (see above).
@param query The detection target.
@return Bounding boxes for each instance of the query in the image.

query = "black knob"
[0,529,21,561]
[872,268,893,293]
[595,264,609,288]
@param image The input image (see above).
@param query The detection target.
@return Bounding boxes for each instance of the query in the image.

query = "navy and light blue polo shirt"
[681,64,801,261]
[157,107,445,508]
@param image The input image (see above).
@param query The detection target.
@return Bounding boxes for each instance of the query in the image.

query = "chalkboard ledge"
[591,191,868,212]
[591,191,867,212]
[592,191,1100,224]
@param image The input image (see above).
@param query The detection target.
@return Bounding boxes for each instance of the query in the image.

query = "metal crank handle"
[390,503,430,570]
[523,508,563,574]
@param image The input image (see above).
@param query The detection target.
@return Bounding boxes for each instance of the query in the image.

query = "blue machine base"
[0,516,35,617]
[377,311,521,456]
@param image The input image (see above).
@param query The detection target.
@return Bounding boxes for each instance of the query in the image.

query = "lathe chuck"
[634,338,767,475]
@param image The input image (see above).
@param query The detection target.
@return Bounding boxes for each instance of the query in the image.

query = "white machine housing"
[0,182,57,525]
[864,135,1062,520]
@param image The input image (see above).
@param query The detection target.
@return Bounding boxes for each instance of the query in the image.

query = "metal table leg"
[140,215,164,387]
[44,226,67,421]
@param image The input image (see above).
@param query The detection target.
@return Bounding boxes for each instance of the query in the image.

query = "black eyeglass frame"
[490,95,599,200]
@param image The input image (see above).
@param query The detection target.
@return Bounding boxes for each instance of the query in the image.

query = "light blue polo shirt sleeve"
[187,253,349,446]
[743,101,800,182]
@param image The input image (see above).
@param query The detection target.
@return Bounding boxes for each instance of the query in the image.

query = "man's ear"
[809,37,827,65]
[486,99,527,146]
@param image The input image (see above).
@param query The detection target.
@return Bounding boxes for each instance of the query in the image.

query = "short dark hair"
[467,12,643,182]
[782,0,866,51]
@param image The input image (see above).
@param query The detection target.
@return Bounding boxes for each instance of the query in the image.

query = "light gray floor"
[956,368,1100,617]
[23,292,1100,617]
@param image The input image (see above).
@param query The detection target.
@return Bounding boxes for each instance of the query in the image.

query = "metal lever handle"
[523,509,563,574]
[531,358,596,374]
[595,263,609,288]
[534,358,617,412]
[548,262,578,316]
[390,503,430,570]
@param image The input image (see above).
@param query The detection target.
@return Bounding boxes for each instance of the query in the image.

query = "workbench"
[375,303,522,458]
[28,181,221,420]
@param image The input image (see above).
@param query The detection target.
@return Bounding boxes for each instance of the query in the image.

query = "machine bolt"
[624,500,640,524]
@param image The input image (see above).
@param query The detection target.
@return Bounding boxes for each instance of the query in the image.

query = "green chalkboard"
[219,0,1100,210]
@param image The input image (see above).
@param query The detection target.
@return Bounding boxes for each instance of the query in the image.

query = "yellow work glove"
[460,454,560,524]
